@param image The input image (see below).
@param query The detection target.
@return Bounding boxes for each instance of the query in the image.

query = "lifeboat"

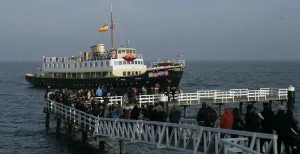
[122,54,136,61]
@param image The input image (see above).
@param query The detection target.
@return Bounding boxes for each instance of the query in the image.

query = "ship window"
[89,63,93,67]
[106,62,109,66]
[109,72,112,76]
[133,50,136,54]
[118,50,121,54]
[74,63,77,68]
[127,61,130,64]
[67,63,70,68]
[138,61,140,64]
[85,63,88,67]
[132,71,134,75]
[122,50,125,54]
[126,50,129,54]
[114,61,118,65]
[127,71,130,76]
[134,61,137,64]
[119,61,122,65]
[141,61,143,64]
[100,62,103,66]
[79,63,82,68]
[123,71,126,76]
[95,62,98,67]
[62,64,65,68]
[123,61,126,65]
[135,71,138,75]
[48,64,50,68]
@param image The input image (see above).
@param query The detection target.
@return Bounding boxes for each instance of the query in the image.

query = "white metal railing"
[138,95,160,107]
[214,91,235,103]
[90,87,290,107]
[95,96,123,106]
[177,93,199,105]
[229,89,248,97]
[278,89,288,100]
[44,99,278,154]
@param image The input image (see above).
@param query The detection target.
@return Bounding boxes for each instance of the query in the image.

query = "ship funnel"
[91,44,105,55]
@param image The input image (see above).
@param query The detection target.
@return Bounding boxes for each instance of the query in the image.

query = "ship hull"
[25,67,184,89]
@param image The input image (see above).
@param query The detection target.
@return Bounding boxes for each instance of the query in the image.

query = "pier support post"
[119,139,125,154]
[280,100,284,106]
[287,85,295,110]
[183,106,188,118]
[82,125,88,143]
[239,102,243,114]
[67,121,72,139]
[45,112,50,130]
[99,138,106,154]
[56,115,61,137]
[218,104,222,116]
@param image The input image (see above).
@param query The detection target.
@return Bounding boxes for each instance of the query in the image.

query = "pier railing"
[44,99,278,154]
[89,87,289,107]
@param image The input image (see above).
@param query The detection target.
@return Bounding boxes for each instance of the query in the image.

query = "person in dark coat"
[140,105,148,119]
[260,102,275,153]
[231,108,245,138]
[204,105,217,127]
[275,106,290,154]
[130,105,140,120]
[197,102,207,126]
[168,105,181,134]
[231,108,244,131]
[284,110,299,154]
[244,104,261,132]
[169,105,181,124]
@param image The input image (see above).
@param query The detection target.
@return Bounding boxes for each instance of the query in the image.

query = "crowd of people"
[44,86,300,153]
[44,86,182,123]
[196,102,300,153]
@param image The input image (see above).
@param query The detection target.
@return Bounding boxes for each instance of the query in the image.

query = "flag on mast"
[98,24,109,32]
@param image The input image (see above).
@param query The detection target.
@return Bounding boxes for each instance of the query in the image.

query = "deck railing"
[44,99,279,154]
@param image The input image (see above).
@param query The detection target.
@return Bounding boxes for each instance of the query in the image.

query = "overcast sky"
[0,0,300,61]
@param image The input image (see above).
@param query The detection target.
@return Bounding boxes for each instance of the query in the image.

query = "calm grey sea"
[0,61,299,154]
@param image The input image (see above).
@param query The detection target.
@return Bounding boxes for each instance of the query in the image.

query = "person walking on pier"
[275,106,291,154]
[276,108,300,154]
[260,102,275,153]
[205,104,217,127]
[168,105,181,134]
[220,108,234,129]
[244,104,261,132]
[96,86,103,97]
[197,102,207,126]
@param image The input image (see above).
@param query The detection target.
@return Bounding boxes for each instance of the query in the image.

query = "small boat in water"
[25,2,185,89]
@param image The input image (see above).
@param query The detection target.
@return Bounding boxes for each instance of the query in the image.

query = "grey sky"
[0,0,300,61]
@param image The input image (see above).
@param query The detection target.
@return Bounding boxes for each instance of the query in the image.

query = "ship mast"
[110,2,114,49]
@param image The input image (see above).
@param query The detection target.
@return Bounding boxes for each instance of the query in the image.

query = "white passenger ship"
[25,2,185,89]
